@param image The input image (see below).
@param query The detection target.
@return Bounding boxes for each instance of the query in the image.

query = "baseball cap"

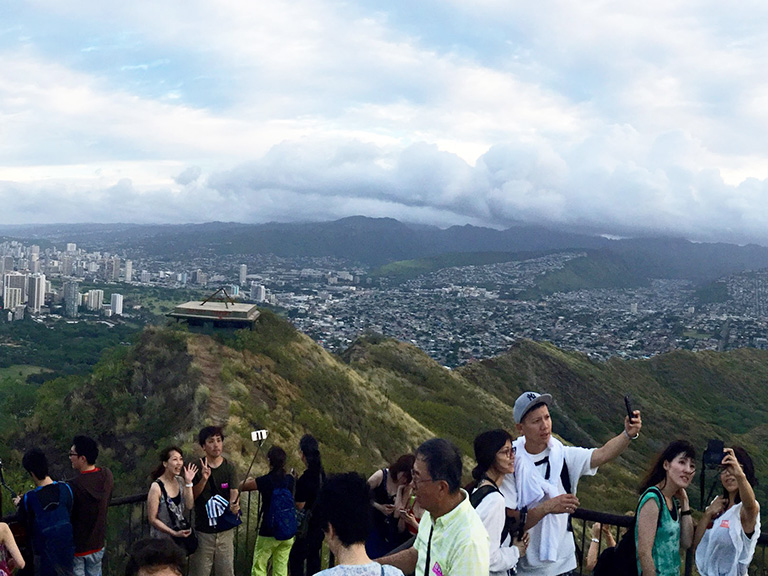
[513,391,553,424]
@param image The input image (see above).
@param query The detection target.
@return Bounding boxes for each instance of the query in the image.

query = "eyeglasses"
[411,470,442,487]
[68,452,79,457]
[497,446,516,458]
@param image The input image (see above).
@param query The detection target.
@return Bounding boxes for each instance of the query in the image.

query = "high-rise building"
[66,243,77,253]
[86,289,104,311]
[110,293,124,316]
[124,260,133,282]
[63,281,80,317]
[251,283,266,302]
[4,272,28,304]
[62,256,75,276]
[109,256,121,281]
[239,264,247,285]
[1,257,14,276]
[27,273,46,313]
[140,270,151,284]
[3,287,22,310]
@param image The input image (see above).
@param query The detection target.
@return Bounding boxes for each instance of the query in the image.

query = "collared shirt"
[414,489,490,576]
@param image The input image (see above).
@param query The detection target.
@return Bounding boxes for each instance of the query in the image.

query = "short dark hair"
[125,537,185,576]
[22,448,49,480]
[198,426,225,446]
[313,473,372,547]
[388,454,416,483]
[416,438,462,493]
[72,435,99,465]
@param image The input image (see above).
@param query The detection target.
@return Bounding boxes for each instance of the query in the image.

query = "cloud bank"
[2,0,768,244]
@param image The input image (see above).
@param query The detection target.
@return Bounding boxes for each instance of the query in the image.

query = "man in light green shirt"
[378,438,489,576]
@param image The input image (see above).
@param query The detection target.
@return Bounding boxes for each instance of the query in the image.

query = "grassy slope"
[8,312,768,524]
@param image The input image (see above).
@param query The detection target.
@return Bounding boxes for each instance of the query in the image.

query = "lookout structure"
[168,288,260,330]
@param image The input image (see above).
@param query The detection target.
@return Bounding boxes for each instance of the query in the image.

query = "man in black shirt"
[189,426,239,576]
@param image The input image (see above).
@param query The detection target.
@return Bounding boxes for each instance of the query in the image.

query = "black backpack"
[592,487,665,576]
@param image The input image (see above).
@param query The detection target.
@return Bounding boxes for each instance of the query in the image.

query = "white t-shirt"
[500,445,596,576]
[473,486,521,576]
[695,501,761,576]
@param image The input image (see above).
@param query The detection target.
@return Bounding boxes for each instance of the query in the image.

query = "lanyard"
[423,524,434,576]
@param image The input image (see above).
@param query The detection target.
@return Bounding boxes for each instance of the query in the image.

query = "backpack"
[592,487,665,576]
[24,482,74,576]
[268,478,298,540]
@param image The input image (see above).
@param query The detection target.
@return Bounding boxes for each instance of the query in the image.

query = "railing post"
[684,547,694,576]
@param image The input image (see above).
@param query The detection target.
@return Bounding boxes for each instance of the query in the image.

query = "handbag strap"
[156,479,186,529]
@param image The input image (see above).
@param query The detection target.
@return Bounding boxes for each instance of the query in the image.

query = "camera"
[703,439,725,469]
[251,430,268,442]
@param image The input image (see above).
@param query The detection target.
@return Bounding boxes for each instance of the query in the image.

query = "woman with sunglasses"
[471,429,528,576]
[694,447,760,576]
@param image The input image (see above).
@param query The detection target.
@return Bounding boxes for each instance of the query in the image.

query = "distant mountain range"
[4,216,768,283]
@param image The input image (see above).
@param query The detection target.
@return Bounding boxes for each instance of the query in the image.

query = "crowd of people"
[1,393,763,576]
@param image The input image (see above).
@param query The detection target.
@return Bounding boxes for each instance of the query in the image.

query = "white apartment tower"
[124,260,133,282]
[239,264,247,285]
[250,283,266,302]
[3,287,22,310]
[110,293,124,316]
[86,289,104,311]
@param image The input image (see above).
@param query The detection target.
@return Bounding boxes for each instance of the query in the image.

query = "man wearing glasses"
[378,438,489,576]
[505,391,642,576]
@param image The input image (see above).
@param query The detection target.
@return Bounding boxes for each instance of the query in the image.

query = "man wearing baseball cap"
[500,391,641,576]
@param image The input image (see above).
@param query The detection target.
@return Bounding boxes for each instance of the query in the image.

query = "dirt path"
[187,337,228,423]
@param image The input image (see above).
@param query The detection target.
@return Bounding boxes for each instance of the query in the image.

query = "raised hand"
[625,410,642,438]
[184,462,198,484]
[200,457,212,482]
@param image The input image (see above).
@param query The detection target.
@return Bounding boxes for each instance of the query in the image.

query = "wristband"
[681,510,692,516]
[623,429,640,440]
[185,483,194,487]
[591,538,600,544]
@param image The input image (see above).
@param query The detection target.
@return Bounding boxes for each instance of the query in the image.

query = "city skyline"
[3,2,768,245]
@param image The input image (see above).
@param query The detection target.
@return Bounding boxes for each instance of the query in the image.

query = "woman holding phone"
[694,446,760,576]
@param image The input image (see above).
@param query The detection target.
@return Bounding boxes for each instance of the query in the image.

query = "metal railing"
[3,489,315,576]
[7,495,768,576]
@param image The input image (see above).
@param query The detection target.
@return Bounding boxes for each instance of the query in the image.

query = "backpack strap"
[470,481,512,545]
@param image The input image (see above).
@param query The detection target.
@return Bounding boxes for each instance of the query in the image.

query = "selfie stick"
[234,430,269,505]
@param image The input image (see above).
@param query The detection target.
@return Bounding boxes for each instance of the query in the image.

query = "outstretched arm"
[591,411,642,468]
[377,546,418,574]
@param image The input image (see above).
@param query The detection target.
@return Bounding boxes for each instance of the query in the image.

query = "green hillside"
[372,252,533,282]
[2,311,768,526]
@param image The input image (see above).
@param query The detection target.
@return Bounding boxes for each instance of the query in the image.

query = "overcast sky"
[3,1,768,244]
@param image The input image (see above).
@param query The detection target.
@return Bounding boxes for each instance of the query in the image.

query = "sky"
[3,1,768,244]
